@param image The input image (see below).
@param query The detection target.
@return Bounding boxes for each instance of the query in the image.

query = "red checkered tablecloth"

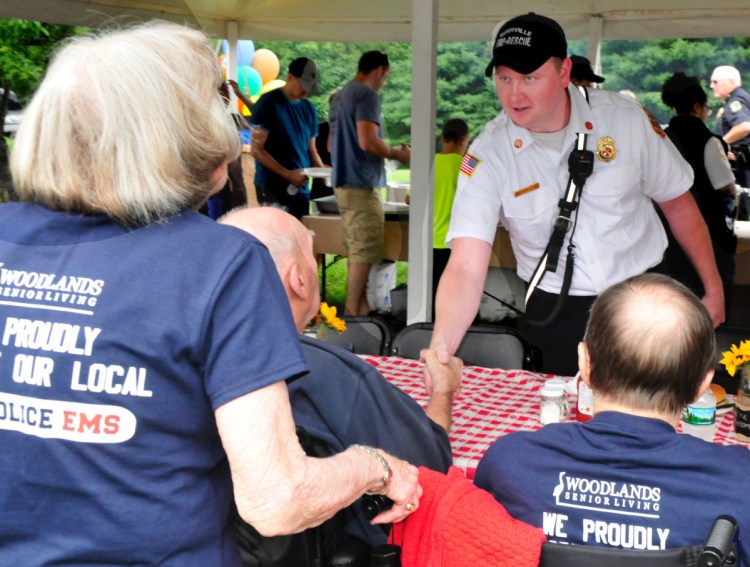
[361,355,749,479]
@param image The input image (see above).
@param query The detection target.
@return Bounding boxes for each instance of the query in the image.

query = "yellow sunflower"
[319,302,346,334]
[719,339,750,377]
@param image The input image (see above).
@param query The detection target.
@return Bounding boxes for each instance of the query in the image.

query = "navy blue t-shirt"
[289,336,452,545]
[251,87,319,190]
[0,203,307,565]
[475,412,750,563]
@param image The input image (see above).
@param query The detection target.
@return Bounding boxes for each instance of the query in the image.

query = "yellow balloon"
[260,79,286,95]
[251,48,281,84]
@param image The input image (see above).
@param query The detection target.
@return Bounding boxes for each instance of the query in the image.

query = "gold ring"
[405,502,415,512]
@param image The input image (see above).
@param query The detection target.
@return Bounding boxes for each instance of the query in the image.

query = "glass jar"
[735,367,750,443]
[540,379,569,425]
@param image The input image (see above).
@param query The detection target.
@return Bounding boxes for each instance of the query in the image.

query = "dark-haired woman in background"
[661,72,738,320]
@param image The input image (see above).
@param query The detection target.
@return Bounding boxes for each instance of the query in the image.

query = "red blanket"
[389,466,546,567]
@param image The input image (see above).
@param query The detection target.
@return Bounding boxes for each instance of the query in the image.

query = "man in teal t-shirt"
[433,118,470,304]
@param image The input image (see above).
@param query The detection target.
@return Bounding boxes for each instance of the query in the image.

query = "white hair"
[10,21,240,226]
[712,65,742,86]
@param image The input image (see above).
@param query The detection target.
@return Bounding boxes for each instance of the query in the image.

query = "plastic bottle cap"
[541,384,564,397]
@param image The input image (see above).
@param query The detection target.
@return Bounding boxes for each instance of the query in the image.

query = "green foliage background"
[0,19,749,204]
[260,36,750,140]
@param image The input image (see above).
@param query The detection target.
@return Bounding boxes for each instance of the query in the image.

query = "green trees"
[1,23,748,201]
[0,19,82,200]
[254,40,499,145]
[254,36,749,148]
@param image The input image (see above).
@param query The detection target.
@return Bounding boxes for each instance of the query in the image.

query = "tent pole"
[587,16,603,86]
[407,0,438,324]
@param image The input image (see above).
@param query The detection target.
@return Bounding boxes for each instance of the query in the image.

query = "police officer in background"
[711,65,750,189]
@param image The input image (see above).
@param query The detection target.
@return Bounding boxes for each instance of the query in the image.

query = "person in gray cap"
[426,12,723,377]
[250,56,326,219]
[569,54,605,88]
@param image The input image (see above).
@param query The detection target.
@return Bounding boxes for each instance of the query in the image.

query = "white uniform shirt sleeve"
[445,129,504,247]
[704,137,736,189]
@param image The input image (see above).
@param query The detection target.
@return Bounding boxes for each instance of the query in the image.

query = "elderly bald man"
[476,273,750,557]
[220,206,461,549]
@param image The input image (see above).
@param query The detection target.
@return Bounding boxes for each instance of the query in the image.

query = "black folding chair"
[538,514,738,567]
[320,315,394,356]
[391,322,539,370]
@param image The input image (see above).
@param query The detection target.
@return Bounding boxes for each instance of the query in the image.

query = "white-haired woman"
[0,22,419,565]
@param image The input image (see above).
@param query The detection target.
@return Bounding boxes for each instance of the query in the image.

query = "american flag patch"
[459,153,481,177]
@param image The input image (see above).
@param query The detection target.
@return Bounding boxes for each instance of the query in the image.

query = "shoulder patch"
[459,153,482,177]
[643,107,666,139]
[730,100,743,113]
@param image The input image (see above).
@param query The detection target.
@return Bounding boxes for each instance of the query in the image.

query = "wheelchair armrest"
[329,536,371,567]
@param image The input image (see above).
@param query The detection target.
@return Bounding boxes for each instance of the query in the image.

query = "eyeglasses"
[703,103,713,117]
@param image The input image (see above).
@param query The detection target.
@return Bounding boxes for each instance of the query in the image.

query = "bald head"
[220,207,320,331]
[221,207,300,268]
[583,274,715,415]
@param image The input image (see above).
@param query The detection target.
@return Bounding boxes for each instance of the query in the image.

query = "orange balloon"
[251,48,281,85]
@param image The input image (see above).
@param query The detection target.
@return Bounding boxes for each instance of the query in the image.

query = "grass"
[321,255,408,312]
[388,168,411,183]
[323,169,411,310]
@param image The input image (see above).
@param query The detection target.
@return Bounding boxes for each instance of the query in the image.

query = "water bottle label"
[681,405,715,426]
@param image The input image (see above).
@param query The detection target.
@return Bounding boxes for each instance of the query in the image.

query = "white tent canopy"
[3,0,750,42]
[3,0,748,322]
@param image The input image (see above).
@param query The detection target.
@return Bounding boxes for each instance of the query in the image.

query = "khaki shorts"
[334,187,384,264]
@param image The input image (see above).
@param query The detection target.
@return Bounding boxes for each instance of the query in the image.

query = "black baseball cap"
[570,55,605,83]
[288,57,321,95]
[484,13,568,77]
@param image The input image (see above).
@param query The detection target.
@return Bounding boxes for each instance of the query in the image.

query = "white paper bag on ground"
[366,262,397,312]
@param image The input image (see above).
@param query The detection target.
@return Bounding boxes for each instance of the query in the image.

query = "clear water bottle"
[681,389,717,441]
[540,379,569,425]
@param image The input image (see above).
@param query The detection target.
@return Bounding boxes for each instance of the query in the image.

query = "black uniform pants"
[520,289,596,377]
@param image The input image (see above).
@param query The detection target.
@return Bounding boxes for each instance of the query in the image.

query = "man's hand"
[227,79,242,96]
[421,342,452,395]
[422,349,462,396]
[420,349,462,431]
[702,288,726,328]
[287,168,308,188]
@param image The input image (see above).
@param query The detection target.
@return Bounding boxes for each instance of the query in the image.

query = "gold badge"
[596,136,617,162]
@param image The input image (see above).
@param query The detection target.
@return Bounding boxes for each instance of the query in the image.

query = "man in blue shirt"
[475,273,750,562]
[329,51,411,315]
[250,57,326,219]
[221,207,461,547]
